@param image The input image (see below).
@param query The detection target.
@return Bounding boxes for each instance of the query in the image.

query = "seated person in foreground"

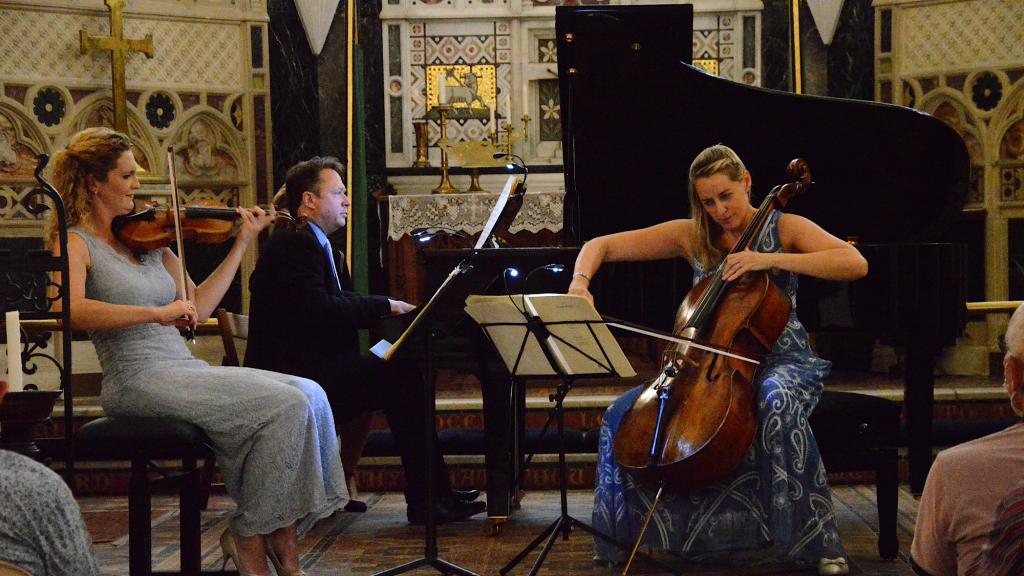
[54,127,346,576]
[0,380,100,576]
[245,156,484,524]
[911,303,1024,576]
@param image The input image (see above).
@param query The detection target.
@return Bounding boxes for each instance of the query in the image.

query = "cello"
[612,160,813,494]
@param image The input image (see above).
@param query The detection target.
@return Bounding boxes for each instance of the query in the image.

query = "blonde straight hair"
[48,127,132,248]
[687,144,747,269]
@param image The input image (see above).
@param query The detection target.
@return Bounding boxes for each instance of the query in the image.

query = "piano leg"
[479,352,517,532]
[904,343,937,494]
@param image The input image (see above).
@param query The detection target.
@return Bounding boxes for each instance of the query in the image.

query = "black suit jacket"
[244,224,391,388]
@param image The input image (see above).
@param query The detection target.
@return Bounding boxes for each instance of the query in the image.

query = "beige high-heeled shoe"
[818,557,850,575]
[265,541,307,576]
[219,529,270,576]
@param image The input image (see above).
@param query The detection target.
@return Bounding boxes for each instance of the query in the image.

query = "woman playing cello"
[570,144,867,575]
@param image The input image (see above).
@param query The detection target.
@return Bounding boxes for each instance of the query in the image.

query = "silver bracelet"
[573,272,591,283]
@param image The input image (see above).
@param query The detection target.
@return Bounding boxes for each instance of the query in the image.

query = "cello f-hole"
[704,352,720,381]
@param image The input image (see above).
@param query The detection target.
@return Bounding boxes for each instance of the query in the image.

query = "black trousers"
[323,355,450,506]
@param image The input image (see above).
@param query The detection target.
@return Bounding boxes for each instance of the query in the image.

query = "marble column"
[760,0,873,100]
[268,0,321,188]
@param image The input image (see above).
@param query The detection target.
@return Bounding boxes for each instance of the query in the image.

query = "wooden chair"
[216,308,249,368]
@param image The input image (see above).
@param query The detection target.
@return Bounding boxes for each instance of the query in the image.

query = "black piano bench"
[810,390,901,560]
[75,416,236,576]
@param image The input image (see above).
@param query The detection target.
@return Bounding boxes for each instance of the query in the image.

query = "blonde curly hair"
[48,127,132,247]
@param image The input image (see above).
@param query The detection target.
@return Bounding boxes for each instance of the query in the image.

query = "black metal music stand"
[370,261,479,576]
[372,176,528,576]
[465,294,679,576]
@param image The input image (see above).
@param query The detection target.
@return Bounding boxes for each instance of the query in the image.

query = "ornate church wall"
[875,0,1024,372]
[378,0,765,171]
[0,0,272,312]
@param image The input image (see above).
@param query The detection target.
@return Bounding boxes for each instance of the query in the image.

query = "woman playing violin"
[51,127,347,576]
[570,144,867,575]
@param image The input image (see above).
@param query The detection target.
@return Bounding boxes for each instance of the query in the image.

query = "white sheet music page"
[524,294,636,378]
[464,293,635,378]
[474,175,520,249]
[465,295,555,376]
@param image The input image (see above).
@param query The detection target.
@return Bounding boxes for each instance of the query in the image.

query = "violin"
[112,200,293,252]
[612,159,813,494]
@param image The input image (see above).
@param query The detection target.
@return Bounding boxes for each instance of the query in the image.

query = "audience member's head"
[1001,304,1024,417]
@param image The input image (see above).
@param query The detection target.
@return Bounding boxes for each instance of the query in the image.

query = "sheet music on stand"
[371,175,524,361]
[464,293,635,378]
[466,293,668,576]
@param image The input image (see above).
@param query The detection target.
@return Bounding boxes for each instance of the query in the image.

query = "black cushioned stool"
[76,416,235,576]
[810,390,901,559]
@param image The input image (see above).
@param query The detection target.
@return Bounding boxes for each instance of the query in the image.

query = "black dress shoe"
[407,498,486,525]
[449,489,480,502]
[344,499,368,513]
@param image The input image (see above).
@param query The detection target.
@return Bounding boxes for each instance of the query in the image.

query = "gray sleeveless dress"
[72,228,348,538]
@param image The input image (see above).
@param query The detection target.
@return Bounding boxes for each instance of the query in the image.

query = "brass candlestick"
[412,120,430,168]
[432,105,458,194]
[502,120,514,156]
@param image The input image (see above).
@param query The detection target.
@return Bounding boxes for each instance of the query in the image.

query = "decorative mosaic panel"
[383,4,761,167]
[1002,167,1024,201]
[407,22,512,145]
[691,15,751,84]
[899,0,1024,75]
[0,185,40,223]
[537,79,560,142]
[537,38,557,64]
[0,10,243,90]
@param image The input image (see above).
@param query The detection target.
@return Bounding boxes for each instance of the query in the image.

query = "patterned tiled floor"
[84,486,919,575]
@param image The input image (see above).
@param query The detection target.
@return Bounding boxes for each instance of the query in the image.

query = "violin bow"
[166,146,196,343]
[601,314,760,365]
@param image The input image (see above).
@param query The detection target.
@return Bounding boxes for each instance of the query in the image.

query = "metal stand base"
[499,379,679,576]
[371,328,478,576]
[373,557,478,576]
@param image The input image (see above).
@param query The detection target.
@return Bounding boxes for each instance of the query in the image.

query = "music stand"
[370,177,525,576]
[464,294,680,575]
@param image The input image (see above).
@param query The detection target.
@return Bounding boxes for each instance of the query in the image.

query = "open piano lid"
[555,5,970,246]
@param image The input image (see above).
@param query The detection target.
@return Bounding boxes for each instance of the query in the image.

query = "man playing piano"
[569,144,867,575]
[245,156,485,525]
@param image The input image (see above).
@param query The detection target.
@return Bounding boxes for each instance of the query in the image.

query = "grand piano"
[554,5,970,493]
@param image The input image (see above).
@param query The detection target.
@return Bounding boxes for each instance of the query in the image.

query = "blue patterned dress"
[592,211,845,567]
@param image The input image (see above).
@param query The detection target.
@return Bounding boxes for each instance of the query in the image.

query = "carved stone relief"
[172,115,241,182]
[0,110,45,179]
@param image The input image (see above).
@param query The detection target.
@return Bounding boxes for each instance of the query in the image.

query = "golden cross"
[80,0,154,133]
